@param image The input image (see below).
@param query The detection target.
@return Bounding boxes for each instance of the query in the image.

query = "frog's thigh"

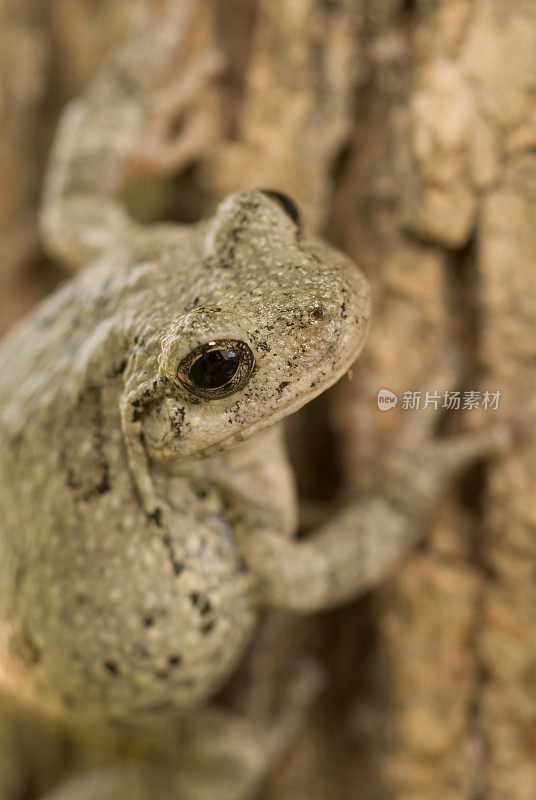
[40,704,309,800]
[39,760,242,800]
[39,764,175,800]
[175,682,318,800]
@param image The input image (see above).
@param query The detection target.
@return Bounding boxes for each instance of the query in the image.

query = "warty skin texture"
[0,190,370,734]
[0,4,512,797]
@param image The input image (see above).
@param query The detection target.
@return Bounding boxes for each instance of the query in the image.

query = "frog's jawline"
[195,345,364,460]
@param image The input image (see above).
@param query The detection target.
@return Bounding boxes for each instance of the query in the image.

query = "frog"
[0,3,511,800]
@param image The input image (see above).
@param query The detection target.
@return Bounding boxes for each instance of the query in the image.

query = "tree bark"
[0,2,534,799]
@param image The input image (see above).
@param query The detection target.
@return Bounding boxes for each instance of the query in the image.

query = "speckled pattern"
[0,189,370,733]
[0,5,512,797]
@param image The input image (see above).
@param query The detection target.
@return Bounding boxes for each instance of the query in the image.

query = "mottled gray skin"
[0,4,512,800]
[0,191,369,731]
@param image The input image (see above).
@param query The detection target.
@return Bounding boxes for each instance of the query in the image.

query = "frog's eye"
[176,340,255,400]
[261,189,301,227]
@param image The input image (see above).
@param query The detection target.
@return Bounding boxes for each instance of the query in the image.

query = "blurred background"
[1,1,535,798]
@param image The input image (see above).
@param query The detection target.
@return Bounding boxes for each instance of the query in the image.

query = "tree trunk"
[1,1,534,799]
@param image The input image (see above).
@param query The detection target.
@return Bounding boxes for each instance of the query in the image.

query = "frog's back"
[0,280,90,432]
[0,226,198,440]
[0,253,130,433]
[0,245,154,569]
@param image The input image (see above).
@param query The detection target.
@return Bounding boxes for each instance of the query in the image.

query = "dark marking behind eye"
[260,189,301,226]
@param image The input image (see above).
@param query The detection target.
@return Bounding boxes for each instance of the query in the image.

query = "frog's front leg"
[119,392,160,523]
[119,375,165,523]
[242,418,512,613]
[40,0,222,271]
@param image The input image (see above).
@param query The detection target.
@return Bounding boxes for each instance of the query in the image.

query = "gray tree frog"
[0,4,510,800]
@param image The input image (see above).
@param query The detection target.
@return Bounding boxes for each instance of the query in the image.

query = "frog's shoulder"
[0,256,123,390]
[0,224,194,379]
[0,262,130,430]
[0,222,207,440]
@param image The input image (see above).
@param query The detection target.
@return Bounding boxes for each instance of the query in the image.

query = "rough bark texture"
[1,1,535,799]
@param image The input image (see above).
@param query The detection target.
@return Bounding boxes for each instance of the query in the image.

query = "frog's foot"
[133,49,224,175]
[385,381,512,523]
[377,355,509,514]
[40,664,321,800]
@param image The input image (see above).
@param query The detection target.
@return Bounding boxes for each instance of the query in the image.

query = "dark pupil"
[188,347,240,389]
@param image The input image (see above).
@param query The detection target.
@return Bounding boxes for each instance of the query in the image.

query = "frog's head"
[145,190,371,460]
